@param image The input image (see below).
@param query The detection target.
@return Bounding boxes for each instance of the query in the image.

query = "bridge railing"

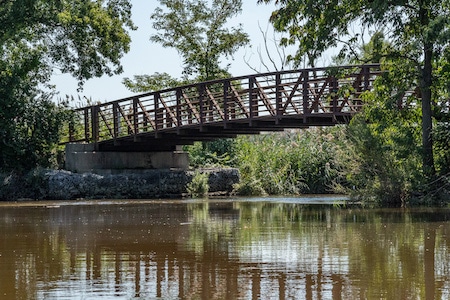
[62,64,381,145]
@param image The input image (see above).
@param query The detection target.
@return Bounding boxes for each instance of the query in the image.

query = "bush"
[232,128,343,196]
[185,139,237,168]
[187,171,209,198]
[232,164,266,196]
[0,93,70,172]
[335,114,423,206]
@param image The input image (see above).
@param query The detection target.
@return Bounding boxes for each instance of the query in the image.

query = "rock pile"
[0,168,240,200]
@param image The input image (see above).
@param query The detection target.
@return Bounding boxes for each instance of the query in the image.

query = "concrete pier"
[65,143,189,173]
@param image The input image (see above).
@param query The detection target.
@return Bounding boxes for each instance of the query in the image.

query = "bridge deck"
[62,64,382,152]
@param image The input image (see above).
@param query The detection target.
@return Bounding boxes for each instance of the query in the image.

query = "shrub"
[187,171,209,198]
[232,128,343,196]
[185,139,237,168]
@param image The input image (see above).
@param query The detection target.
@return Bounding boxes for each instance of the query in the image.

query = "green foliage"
[122,72,187,93]
[150,0,249,81]
[185,139,237,168]
[331,58,429,206]
[232,129,343,196]
[187,171,209,198]
[1,0,135,87]
[0,42,70,171]
[337,115,422,206]
[0,0,135,171]
[187,131,344,197]
[259,0,449,66]
[0,95,71,171]
[231,163,266,196]
[259,0,450,176]
[434,122,450,175]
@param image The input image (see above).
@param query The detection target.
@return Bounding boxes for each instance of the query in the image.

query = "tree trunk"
[419,3,436,177]
[421,48,435,176]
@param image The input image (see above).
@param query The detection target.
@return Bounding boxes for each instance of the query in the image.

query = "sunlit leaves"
[233,129,342,195]
[0,0,135,171]
[122,73,185,93]
[259,0,450,187]
[49,0,135,86]
[1,0,135,87]
[150,0,249,81]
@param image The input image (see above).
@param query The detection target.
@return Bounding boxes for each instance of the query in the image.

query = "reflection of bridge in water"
[63,64,381,152]
[1,202,448,299]
[0,203,353,299]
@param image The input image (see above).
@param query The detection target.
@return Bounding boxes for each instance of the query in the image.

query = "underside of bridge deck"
[96,114,349,152]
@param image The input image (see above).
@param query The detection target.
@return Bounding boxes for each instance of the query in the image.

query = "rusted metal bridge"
[62,64,382,152]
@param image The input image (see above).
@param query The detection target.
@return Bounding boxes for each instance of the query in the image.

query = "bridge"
[62,64,382,171]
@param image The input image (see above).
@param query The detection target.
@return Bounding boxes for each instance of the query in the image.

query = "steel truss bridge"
[62,64,382,152]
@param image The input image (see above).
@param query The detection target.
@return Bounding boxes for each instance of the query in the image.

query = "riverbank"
[0,168,240,201]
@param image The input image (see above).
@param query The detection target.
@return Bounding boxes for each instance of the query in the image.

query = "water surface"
[0,197,448,299]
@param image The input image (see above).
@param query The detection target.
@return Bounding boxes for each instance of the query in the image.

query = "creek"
[0,196,448,299]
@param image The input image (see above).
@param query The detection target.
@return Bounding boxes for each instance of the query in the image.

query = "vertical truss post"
[302,70,309,118]
[91,105,99,150]
[167,110,173,127]
[113,102,119,142]
[208,86,214,122]
[198,83,206,127]
[68,114,75,142]
[331,77,339,113]
[357,65,371,111]
[187,88,192,124]
[249,76,258,123]
[363,65,370,91]
[176,88,182,133]
[133,97,139,140]
[154,92,161,136]
[223,80,230,127]
[84,107,90,142]
[275,73,282,124]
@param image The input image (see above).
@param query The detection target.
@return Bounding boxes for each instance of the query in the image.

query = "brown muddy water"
[0,196,449,299]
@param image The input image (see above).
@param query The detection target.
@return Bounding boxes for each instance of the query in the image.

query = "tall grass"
[233,128,344,196]
[184,120,448,206]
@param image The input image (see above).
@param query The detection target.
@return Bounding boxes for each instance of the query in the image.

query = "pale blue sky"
[51,1,288,104]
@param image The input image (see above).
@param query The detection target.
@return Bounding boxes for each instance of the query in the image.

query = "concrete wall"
[65,143,189,173]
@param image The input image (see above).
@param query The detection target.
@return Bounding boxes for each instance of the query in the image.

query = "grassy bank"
[185,124,450,207]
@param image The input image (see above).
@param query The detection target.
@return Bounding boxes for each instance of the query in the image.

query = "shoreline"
[0,168,240,201]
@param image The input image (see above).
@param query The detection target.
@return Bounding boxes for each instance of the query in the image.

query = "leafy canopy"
[1,0,135,87]
[0,0,135,171]
[150,0,249,82]
[259,0,450,176]
[123,0,250,93]
[258,0,450,67]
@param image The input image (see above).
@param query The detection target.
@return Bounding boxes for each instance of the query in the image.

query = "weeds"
[187,171,209,198]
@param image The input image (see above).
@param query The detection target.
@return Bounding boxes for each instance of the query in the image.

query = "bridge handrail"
[72,64,381,111]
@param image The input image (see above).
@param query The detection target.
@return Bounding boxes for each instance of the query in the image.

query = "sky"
[51,1,290,104]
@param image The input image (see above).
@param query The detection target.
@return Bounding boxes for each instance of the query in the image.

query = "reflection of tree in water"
[0,203,448,299]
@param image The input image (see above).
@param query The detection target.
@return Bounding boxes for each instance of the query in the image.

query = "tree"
[122,72,184,93]
[258,0,450,177]
[122,0,250,92]
[0,0,135,171]
[150,0,249,82]
[121,0,250,170]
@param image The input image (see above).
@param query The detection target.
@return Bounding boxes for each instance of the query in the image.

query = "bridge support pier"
[65,143,189,173]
